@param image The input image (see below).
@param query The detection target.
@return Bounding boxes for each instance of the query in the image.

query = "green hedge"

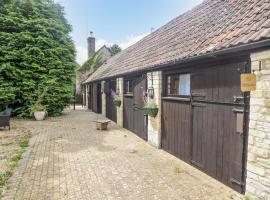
[0,0,76,117]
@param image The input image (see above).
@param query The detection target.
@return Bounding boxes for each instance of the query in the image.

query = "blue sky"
[55,0,203,64]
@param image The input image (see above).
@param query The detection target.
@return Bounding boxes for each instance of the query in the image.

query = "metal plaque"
[241,73,256,92]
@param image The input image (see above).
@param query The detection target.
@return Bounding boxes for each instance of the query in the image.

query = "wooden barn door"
[190,61,249,193]
[105,80,117,122]
[92,82,102,114]
[123,76,147,140]
[133,77,147,140]
[162,59,250,193]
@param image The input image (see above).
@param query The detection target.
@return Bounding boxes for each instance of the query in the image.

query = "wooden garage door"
[105,80,117,122]
[162,60,250,193]
[123,76,147,140]
[92,82,102,114]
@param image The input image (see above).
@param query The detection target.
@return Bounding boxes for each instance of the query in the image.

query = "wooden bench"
[93,120,111,130]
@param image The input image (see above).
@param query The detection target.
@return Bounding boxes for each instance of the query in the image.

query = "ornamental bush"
[0,0,76,117]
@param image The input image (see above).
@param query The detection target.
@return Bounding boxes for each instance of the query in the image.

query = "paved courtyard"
[2,109,240,200]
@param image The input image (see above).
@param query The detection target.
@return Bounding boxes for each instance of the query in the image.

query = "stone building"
[76,32,112,104]
[83,0,270,198]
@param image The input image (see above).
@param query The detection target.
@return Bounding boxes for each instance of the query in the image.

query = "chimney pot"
[87,31,95,58]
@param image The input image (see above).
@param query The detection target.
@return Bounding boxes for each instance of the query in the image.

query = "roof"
[85,0,270,83]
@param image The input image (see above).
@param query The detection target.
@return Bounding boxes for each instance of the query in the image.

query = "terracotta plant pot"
[34,111,46,121]
[113,99,121,107]
[144,108,159,118]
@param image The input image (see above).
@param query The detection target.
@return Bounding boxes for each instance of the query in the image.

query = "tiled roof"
[85,0,270,83]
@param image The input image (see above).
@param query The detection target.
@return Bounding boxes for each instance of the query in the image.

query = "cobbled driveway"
[2,109,240,200]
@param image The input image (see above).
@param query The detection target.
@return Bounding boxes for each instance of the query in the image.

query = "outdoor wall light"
[148,86,155,99]
[147,72,155,99]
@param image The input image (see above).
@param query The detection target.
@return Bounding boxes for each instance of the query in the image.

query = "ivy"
[0,0,76,117]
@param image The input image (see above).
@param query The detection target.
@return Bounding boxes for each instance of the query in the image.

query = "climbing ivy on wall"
[0,0,76,117]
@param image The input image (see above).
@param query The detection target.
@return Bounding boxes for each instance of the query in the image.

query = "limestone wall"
[101,81,106,116]
[116,78,124,127]
[246,50,270,199]
[146,71,162,148]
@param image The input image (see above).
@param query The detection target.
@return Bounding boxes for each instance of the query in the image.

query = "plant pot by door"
[113,99,121,107]
[34,111,46,121]
[145,108,159,118]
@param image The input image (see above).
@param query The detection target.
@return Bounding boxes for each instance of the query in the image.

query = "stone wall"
[116,78,124,127]
[85,85,89,109]
[246,50,270,199]
[147,71,162,148]
[101,81,106,116]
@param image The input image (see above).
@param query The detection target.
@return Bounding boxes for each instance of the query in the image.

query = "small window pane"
[125,80,133,94]
[167,74,190,96]
[179,74,190,95]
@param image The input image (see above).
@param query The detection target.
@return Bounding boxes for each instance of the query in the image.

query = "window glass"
[125,80,133,94]
[179,74,190,95]
[167,74,190,96]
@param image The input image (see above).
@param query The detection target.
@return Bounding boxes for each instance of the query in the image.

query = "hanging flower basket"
[113,96,121,107]
[144,107,159,117]
[143,102,159,118]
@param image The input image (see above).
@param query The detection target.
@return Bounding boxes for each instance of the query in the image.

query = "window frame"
[124,79,134,95]
[165,73,191,97]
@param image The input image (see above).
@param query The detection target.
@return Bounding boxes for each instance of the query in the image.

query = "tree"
[78,53,102,73]
[110,44,122,55]
[0,0,76,117]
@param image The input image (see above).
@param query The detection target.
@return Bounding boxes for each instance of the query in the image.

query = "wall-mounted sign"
[241,73,256,92]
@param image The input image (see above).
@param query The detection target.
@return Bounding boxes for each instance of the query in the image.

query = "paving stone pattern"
[2,109,239,200]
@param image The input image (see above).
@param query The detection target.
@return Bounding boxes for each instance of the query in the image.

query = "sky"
[54,0,204,65]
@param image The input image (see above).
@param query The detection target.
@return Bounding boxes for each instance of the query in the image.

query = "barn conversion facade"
[83,0,270,198]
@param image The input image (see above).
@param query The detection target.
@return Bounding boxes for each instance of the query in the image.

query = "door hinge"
[191,160,204,169]
[232,108,244,113]
[230,178,245,186]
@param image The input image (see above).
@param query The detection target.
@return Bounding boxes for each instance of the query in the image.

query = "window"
[167,74,190,96]
[125,80,133,94]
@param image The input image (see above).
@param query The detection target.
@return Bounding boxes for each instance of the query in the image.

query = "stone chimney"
[87,31,95,58]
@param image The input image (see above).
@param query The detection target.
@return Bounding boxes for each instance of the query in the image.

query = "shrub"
[0,0,76,117]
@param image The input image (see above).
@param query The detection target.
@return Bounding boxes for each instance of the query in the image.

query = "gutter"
[83,39,270,84]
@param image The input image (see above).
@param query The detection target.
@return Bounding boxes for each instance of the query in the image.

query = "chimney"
[87,31,95,58]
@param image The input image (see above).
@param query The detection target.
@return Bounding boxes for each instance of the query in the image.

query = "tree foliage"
[110,44,121,55]
[0,0,76,117]
[78,53,102,73]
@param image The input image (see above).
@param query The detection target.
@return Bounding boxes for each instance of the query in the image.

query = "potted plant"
[30,103,47,121]
[143,101,159,118]
[113,95,121,107]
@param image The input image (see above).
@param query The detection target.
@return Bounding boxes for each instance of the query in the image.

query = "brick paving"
[2,109,240,200]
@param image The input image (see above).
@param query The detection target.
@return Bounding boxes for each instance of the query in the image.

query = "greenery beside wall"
[0,0,77,117]
[78,53,102,73]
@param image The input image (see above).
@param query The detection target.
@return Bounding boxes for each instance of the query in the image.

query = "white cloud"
[119,32,149,49]
[76,46,88,65]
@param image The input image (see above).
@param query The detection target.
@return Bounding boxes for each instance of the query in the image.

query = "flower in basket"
[143,101,159,118]
[111,89,121,107]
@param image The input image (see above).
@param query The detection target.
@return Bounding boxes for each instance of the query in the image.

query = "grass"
[242,195,250,200]
[174,165,182,174]
[1,142,14,147]
[0,135,30,197]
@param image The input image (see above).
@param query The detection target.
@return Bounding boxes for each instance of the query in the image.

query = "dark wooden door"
[161,59,250,193]
[190,61,249,193]
[92,82,102,114]
[123,76,147,140]
[162,100,191,163]
[106,80,117,122]
[88,84,92,110]
[133,77,147,140]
